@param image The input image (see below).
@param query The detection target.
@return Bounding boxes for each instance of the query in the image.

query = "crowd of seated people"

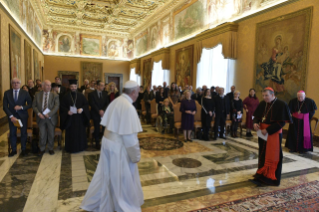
[135,82,260,142]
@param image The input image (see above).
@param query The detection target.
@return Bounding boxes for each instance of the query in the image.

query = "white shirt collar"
[13,89,20,92]
[122,93,133,104]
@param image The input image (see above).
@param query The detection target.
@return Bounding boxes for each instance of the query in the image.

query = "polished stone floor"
[1,124,319,212]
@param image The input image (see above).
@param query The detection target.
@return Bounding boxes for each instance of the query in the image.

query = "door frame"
[104,73,123,94]
[58,71,79,85]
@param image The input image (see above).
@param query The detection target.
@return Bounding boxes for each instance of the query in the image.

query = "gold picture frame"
[9,24,21,80]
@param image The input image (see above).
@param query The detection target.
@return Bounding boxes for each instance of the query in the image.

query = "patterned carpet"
[139,136,183,150]
[190,181,319,212]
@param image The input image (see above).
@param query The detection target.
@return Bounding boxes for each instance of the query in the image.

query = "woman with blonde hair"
[108,82,119,103]
[230,90,243,138]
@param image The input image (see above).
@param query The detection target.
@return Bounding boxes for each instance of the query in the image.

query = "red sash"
[256,123,282,180]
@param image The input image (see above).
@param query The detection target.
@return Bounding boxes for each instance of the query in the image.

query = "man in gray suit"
[32,80,59,155]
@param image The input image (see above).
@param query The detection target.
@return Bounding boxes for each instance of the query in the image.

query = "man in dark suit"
[226,85,236,102]
[55,76,67,95]
[210,86,217,97]
[213,87,230,140]
[88,80,109,149]
[191,87,202,104]
[80,79,89,92]
[3,78,32,157]
[33,80,60,155]
[163,82,169,98]
[27,79,36,100]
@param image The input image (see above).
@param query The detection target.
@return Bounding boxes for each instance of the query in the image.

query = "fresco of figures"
[2,0,43,49]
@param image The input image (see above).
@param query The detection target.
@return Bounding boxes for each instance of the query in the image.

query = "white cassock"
[80,93,143,212]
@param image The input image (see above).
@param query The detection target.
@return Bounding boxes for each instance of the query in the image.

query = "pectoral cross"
[262,117,265,122]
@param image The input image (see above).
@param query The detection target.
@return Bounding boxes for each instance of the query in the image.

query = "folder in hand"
[14,119,23,128]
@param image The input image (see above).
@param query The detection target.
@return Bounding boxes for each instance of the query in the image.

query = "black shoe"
[188,139,193,142]
[21,150,28,156]
[249,179,262,186]
[246,132,253,137]
[38,150,45,156]
[219,136,226,139]
[213,137,217,141]
[49,150,55,155]
[184,139,188,143]
[8,151,17,157]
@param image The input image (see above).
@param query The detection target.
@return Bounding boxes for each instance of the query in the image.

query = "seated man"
[161,98,174,133]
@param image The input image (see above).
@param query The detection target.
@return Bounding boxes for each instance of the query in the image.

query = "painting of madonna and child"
[254,8,312,103]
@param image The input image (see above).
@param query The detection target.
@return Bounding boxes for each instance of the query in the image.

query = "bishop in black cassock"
[60,79,90,153]
[252,87,292,186]
[286,91,317,153]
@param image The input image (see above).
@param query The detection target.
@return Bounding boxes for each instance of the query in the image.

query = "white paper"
[257,130,268,141]
[43,108,51,115]
[70,106,77,114]
[252,116,254,120]
[18,119,23,128]
[237,114,242,119]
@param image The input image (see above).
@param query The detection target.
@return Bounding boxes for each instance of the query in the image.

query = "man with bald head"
[32,80,60,155]
[286,91,317,153]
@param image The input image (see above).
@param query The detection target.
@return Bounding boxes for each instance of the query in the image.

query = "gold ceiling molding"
[82,14,108,23]
[81,21,105,29]
[49,7,77,18]
[84,4,113,15]
[118,10,147,20]
[45,0,78,9]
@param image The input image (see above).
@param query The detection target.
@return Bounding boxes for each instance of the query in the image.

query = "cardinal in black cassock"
[252,87,292,186]
[286,91,317,153]
[60,79,90,153]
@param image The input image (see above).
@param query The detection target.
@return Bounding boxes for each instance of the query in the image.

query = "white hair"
[11,78,21,84]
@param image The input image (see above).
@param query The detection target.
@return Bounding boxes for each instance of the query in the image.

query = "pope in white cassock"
[80,80,144,212]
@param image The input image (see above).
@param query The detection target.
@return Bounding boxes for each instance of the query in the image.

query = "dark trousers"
[9,115,28,152]
[202,115,212,140]
[231,121,239,132]
[145,103,151,124]
[93,119,104,145]
[214,113,226,138]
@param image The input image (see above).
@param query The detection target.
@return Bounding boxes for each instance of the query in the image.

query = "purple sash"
[292,112,311,149]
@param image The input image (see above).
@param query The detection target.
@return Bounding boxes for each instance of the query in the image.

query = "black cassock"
[285,98,317,152]
[253,99,292,186]
[60,91,90,153]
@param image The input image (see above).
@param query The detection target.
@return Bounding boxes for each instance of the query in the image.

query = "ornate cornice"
[195,22,239,41]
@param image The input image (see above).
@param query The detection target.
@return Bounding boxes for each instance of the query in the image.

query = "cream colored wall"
[234,0,319,132]
[43,56,130,86]
[0,8,44,119]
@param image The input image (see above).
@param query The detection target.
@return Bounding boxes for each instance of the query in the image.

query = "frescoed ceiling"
[33,0,176,36]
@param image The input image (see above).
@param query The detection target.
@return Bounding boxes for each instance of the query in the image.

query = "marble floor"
[1,125,319,212]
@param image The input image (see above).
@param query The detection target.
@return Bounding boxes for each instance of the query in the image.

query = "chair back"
[194,101,202,122]
[311,117,319,136]
[141,99,146,112]
[27,108,33,129]
[56,109,60,128]
[150,99,157,114]
[173,103,182,123]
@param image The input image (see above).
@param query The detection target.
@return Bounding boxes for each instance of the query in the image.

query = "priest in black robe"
[252,87,292,186]
[60,79,90,153]
[285,91,317,153]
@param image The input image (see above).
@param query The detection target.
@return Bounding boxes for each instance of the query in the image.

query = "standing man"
[84,80,96,100]
[213,87,230,140]
[55,76,66,95]
[35,79,42,90]
[60,79,90,153]
[252,87,292,186]
[163,81,169,98]
[27,79,36,100]
[80,79,89,92]
[88,80,109,149]
[210,86,217,97]
[286,91,317,153]
[81,81,143,212]
[226,85,236,101]
[3,78,32,156]
[32,80,60,155]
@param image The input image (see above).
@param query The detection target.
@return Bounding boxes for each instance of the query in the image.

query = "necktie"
[43,92,48,112]
[14,90,18,103]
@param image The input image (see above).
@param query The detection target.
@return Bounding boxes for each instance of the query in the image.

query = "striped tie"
[43,92,48,112]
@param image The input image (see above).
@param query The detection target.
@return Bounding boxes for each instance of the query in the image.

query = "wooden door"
[62,75,76,88]
[108,76,120,90]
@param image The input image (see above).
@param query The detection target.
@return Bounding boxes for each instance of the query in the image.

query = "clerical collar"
[122,93,133,104]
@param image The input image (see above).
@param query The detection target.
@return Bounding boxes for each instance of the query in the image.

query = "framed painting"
[174,0,205,40]
[175,45,194,88]
[33,49,40,80]
[254,7,312,103]
[81,62,103,83]
[135,31,148,57]
[0,16,1,106]
[24,40,32,83]
[80,35,102,56]
[143,59,152,88]
[58,35,72,53]
[9,25,21,80]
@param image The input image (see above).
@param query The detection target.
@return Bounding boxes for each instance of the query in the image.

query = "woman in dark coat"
[201,89,214,141]
[231,90,243,138]
[156,87,165,114]
[180,90,196,142]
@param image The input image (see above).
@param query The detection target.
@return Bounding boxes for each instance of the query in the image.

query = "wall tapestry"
[33,49,39,80]
[254,7,312,103]
[143,59,152,88]
[81,62,103,83]
[9,25,21,80]
[24,40,32,83]
[135,32,148,57]
[175,45,194,88]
